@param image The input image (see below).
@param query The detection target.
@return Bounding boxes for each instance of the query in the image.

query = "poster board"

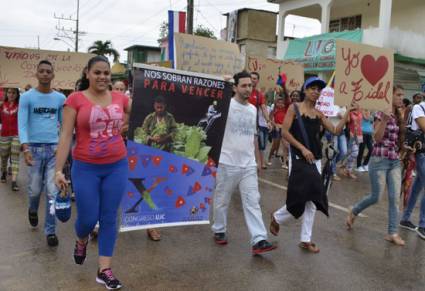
[246,55,304,92]
[0,46,94,90]
[121,64,232,231]
[334,40,394,110]
[316,87,336,117]
[174,33,245,76]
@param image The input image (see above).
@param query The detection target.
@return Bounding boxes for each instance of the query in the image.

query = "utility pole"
[187,0,194,34]
[54,0,82,52]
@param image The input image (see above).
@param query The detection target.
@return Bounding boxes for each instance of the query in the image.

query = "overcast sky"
[0,0,320,61]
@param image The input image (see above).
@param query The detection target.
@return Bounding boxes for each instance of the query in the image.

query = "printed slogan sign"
[0,46,93,90]
[121,64,232,231]
[246,55,304,93]
[315,87,336,117]
[334,40,394,110]
[174,32,245,76]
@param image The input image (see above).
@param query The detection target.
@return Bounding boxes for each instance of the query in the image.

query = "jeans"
[257,126,268,151]
[352,156,401,235]
[27,144,59,235]
[72,158,128,257]
[402,153,425,228]
[212,164,268,245]
[357,133,373,168]
[332,133,348,174]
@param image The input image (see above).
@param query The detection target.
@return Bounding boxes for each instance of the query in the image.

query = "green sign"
[284,29,363,72]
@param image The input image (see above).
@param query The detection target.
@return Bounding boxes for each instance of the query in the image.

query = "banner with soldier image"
[121,64,232,231]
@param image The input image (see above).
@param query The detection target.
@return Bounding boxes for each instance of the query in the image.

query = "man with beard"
[211,71,276,255]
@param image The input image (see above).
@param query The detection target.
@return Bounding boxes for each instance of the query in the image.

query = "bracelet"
[55,171,63,176]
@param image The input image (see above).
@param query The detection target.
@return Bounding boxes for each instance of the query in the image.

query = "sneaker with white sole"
[96,268,122,290]
[399,220,417,231]
[356,166,365,172]
[363,165,369,172]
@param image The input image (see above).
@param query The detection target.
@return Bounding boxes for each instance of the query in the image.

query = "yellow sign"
[334,40,394,110]
[174,33,245,76]
[0,46,94,90]
[246,55,304,93]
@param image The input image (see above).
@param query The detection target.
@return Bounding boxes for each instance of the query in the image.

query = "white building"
[269,0,425,95]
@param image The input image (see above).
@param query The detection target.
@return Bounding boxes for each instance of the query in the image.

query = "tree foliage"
[88,40,120,62]
[158,22,217,43]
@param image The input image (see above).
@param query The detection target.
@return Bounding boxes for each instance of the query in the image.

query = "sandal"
[269,213,280,236]
[384,234,405,246]
[346,209,356,230]
[299,242,320,253]
[147,228,161,241]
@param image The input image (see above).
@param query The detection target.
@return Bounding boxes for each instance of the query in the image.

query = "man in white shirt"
[400,99,425,239]
[211,71,276,255]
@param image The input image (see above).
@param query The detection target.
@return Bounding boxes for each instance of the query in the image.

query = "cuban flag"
[168,10,186,65]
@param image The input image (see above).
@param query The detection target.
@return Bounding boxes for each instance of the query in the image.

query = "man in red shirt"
[250,72,271,170]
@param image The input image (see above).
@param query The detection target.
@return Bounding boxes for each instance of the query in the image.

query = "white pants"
[211,164,268,245]
[273,158,321,243]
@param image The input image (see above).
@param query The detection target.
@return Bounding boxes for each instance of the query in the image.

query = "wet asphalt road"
[1,159,424,291]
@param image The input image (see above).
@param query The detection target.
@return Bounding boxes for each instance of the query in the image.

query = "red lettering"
[152,80,159,90]
[168,83,175,93]
[189,86,195,95]
[216,90,223,99]
[339,81,348,94]
[341,47,360,76]
[160,81,167,91]
[351,78,363,102]
[210,89,216,98]
[181,84,188,93]
[196,87,203,96]
[144,79,151,88]
[204,88,210,97]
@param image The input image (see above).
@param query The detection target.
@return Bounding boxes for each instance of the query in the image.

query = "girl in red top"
[0,88,20,191]
[267,96,290,168]
[55,56,130,290]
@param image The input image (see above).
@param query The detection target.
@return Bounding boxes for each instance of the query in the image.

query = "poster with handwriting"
[121,64,232,231]
[0,46,94,90]
[246,55,304,93]
[316,87,336,117]
[334,40,394,110]
[174,33,245,76]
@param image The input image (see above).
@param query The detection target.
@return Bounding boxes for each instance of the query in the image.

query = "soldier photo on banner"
[121,64,232,231]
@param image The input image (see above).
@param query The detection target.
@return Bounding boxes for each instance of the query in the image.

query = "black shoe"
[28,209,38,227]
[96,268,122,290]
[11,181,19,192]
[47,234,59,247]
[417,227,425,240]
[213,232,228,245]
[399,220,417,231]
[74,240,88,265]
[1,172,6,183]
[252,240,277,255]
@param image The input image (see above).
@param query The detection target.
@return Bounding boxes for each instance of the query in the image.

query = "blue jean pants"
[332,133,348,174]
[402,153,425,228]
[257,126,268,151]
[352,156,401,235]
[27,144,59,235]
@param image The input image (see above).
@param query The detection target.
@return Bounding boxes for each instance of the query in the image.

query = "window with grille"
[329,15,362,32]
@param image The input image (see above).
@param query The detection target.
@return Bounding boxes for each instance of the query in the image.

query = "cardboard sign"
[316,87,336,117]
[174,33,245,76]
[0,46,94,90]
[246,55,304,92]
[121,64,232,231]
[334,40,394,110]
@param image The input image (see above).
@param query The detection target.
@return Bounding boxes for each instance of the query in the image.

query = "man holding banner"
[211,71,276,255]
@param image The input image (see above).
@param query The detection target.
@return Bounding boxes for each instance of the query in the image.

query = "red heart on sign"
[360,55,389,86]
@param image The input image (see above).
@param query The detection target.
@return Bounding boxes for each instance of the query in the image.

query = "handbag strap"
[293,103,312,150]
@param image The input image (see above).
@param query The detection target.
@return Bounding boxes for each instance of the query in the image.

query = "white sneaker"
[363,165,368,172]
[356,166,365,172]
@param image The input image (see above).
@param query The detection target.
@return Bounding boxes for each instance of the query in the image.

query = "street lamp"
[53,37,74,51]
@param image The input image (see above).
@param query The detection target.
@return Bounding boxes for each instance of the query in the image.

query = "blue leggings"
[72,158,128,257]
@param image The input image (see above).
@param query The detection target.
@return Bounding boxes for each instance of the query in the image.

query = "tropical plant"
[158,22,217,43]
[88,40,120,62]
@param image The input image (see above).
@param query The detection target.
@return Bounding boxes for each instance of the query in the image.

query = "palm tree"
[88,40,120,62]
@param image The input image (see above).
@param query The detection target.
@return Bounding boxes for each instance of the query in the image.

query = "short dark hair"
[250,71,260,80]
[233,71,251,86]
[393,84,404,93]
[37,60,53,70]
[402,98,411,107]
[154,95,166,104]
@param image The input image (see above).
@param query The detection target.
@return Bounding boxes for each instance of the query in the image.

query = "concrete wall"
[330,0,379,28]
[237,9,277,42]
[239,39,277,59]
